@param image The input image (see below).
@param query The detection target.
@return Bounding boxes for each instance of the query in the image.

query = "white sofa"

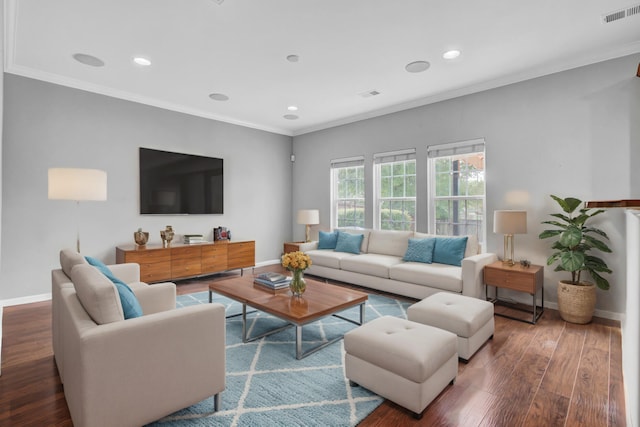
[301,229,497,300]
[52,249,226,427]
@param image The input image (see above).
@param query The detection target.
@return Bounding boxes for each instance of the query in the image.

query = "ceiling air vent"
[359,90,381,98]
[603,4,640,23]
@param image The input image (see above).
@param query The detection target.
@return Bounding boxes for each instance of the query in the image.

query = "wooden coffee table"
[208,275,368,359]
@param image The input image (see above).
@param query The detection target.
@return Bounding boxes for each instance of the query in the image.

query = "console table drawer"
[484,264,542,294]
[171,246,202,259]
[171,258,202,278]
[139,261,172,282]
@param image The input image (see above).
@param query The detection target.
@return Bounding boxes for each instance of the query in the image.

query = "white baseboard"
[0,293,52,308]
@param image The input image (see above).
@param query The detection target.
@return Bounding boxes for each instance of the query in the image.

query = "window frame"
[373,149,417,231]
[330,156,366,229]
[427,139,486,246]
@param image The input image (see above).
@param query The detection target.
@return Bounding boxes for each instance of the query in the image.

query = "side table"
[483,261,544,324]
[283,241,305,254]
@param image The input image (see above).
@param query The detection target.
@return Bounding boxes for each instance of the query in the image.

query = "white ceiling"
[5,0,640,136]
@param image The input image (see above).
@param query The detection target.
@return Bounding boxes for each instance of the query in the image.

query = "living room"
[1,1,639,426]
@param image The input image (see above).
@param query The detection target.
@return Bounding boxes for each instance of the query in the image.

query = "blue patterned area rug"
[146,290,411,427]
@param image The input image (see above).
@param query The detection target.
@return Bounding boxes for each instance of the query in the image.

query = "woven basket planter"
[557,281,596,324]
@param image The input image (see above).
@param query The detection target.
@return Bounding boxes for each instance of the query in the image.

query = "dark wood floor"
[0,266,626,426]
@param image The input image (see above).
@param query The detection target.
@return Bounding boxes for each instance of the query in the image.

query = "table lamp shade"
[297,209,319,243]
[493,210,527,234]
[48,168,107,201]
[297,209,320,225]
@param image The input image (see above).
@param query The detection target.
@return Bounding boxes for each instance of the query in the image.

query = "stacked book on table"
[254,272,291,290]
[183,234,206,244]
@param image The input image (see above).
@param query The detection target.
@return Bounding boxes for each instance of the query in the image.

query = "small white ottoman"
[344,316,457,418]
[408,292,494,362]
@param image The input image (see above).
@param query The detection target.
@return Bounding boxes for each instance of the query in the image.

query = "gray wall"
[1,74,293,300]
[292,53,640,316]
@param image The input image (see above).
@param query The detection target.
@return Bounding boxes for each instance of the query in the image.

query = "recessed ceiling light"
[209,93,229,101]
[405,61,430,73]
[443,50,461,60]
[72,53,105,67]
[286,54,300,63]
[133,57,151,66]
[283,114,299,120]
[287,105,298,111]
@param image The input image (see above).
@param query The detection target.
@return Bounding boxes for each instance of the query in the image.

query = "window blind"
[373,148,416,164]
[427,139,485,159]
[330,156,365,168]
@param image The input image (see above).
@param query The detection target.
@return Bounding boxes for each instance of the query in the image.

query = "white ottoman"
[344,316,457,418]
[408,292,494,362]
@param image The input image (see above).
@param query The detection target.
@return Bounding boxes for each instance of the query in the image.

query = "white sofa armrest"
[298,241,318,252]
[108,263,140,284]
[461,252,498,298]
[65,301,226,427]
[130,282,177,314]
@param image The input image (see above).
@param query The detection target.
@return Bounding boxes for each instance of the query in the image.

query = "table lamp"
[493,210,527,266]
[297,209,319,243]
[48,168,107,252]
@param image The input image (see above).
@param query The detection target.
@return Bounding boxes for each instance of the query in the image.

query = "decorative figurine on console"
[214,226,231,241]
[134,228,149,247]
[161,225,175,247]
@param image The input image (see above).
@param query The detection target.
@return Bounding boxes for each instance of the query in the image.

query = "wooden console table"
[484,261,544,324]
[116,240,255,283]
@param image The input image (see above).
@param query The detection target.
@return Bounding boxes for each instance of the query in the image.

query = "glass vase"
[290,269,307,297]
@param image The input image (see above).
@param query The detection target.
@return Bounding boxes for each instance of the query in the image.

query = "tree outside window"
[376,159,416,230]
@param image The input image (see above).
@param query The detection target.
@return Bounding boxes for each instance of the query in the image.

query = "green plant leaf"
[582,235,612,253]
[560,251,584,272]
[583,227,609,239]
[559,226,582,248]
[589,270,610,290]
[551,195,582,214]
[585,255,613,273]
[548,213,571,223]
[539,229,562,239]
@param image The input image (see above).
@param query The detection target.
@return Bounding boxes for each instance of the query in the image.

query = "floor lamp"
[297,209,319,243]
[48,168,107,252]
[493,210,527,266]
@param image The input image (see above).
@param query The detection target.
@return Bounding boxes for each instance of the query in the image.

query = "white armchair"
[52,249,226,427]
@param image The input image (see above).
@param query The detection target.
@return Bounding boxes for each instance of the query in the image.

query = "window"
[330,156,365,229]
[427,139,486,244]
[374,149,416,231]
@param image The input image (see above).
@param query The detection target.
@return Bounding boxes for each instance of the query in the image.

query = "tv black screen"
[139,148,223,214]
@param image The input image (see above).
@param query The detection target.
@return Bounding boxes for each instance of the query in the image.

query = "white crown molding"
[292,41,640,136]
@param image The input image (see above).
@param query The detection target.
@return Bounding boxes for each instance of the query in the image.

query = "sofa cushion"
[70,264,125,324]
[335,231,364,254]
[340,254,403,279]
[306,249,357,269]
[403,237,436,263]
[60,248,88,277]
[432,237,468,267]
[414,233,479,258]
[367,230,413,257]
[338,228,371,253]
[389,262,463,293]
[85,256,143,319]
[317,230,338,249]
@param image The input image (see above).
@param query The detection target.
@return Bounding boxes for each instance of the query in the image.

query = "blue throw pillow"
[432,237,468,267]
[334,231,364,254]
[85,256,143,319]
[318,230,338,249]
[403,238,436,263]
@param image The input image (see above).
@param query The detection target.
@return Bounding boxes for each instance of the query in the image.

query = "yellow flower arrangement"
[281,251,312,271]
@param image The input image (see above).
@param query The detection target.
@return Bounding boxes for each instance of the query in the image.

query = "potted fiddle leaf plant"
[538,195,612,324]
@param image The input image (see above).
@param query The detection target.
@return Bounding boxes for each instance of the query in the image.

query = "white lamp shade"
[297,209,319,225]
[493,210,527,234]
[48,168,107,201]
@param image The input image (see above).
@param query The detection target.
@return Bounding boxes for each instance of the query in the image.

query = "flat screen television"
[139,147,223,214]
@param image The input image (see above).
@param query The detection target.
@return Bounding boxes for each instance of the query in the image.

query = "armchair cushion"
[70,264,124,324]
[85,256,143,319]
[60,248,87,276]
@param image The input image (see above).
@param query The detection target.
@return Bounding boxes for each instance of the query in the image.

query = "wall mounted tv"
[139,147,223,215]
